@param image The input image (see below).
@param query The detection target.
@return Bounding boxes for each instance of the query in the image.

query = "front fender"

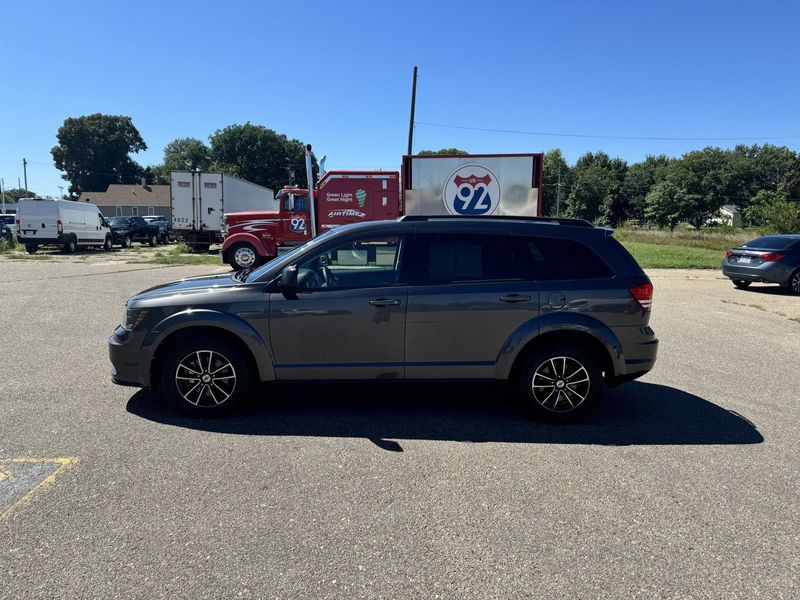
[494,312,624,380]
[222,232,272,257]
[138,308,276,387]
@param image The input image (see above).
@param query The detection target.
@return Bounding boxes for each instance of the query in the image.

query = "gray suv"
[109,216,658,421]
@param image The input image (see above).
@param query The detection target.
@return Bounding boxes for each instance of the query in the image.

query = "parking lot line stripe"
[0,457,79,523]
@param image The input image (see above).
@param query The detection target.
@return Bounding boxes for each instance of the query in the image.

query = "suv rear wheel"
[518,346,600,422]
[159,339,250,416]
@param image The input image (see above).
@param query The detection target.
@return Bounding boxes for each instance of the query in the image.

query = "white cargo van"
[16,198,113,254]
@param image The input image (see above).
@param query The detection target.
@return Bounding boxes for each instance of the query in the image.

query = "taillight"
[760,252,785,262]
[725,250,734,259]
[630,283,653,311]
[57,219,63,234]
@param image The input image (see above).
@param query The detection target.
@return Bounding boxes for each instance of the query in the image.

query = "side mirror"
[280,265,298,289]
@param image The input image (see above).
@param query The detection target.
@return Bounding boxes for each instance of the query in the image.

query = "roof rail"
[397,215,595,227]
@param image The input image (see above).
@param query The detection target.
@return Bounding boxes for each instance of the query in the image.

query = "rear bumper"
[17,234,68,246]
[609,325,658,386]
[723,261,793,285]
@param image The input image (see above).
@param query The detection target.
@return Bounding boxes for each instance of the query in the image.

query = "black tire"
[228,242,260,270]
[788,269,800,295]
[122,235,132,248]
[732,279,752,289]
[148,233,158,247]
[158,233,167,245]
[159,338,250,417]
[517,345,601,422]
[63,236,77,254]
[25,244,38,254]
[103,236,113,251]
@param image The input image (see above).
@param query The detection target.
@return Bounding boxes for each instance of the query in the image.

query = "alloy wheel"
[175,350,237,407]
[792,271,800,294]
[531,356,591,413]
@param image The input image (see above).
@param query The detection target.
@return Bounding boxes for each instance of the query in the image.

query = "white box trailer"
[401,153,544,217]
[170,171,276,250]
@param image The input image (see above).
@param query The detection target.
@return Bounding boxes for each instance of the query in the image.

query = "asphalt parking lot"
[0,260,798,599]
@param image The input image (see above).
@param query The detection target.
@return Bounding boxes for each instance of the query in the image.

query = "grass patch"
[6,253,52,260]
[618,240,723,269]
[134,243,219,266]
[614,227,754,252]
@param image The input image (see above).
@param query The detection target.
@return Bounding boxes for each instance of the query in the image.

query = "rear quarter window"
[514,236,614,280]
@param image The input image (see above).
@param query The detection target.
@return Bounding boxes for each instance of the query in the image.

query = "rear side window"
[513,236,614,280]
[410,233,516,284]
[742,236,799,250]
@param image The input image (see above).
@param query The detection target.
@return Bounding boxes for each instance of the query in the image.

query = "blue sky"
[1,0,799,197]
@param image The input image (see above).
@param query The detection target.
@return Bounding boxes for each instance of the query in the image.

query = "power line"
[415,121,800,142]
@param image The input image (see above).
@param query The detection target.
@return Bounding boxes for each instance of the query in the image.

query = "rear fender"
[139,309,275,387]
[494,312,624,380]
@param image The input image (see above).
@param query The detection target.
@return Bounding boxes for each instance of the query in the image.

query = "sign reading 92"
[443,164,501,216]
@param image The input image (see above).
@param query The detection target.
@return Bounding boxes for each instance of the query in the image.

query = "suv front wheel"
[518,346,600,422]
[159,339,250,416]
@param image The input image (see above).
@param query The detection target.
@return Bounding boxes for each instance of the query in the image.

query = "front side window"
[297,235,402,290]
[410,233,516,284]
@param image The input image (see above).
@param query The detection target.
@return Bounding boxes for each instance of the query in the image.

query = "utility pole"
[556,165,562,217]
[406,66,418,156]
[23,158,28,193]
[1,178,5,214]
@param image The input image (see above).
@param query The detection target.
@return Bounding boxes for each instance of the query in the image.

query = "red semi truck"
[221,153,543,270]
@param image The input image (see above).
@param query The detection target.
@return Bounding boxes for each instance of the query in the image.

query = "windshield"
[245,228,342,282]
[108,217,129,226]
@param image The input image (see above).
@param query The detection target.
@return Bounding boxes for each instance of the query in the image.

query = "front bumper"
[722,259,793,285]
[109,325,147,388]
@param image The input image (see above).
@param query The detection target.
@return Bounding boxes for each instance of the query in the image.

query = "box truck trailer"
[170,171,276,251]
[220,153,543,270]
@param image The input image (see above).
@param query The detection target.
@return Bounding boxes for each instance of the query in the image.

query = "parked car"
[143,215,172,244]
[108,216,161,247]
[722,234,800,294]
[109,216,658,421]
[1,214,14,243]
[16,198,112,253]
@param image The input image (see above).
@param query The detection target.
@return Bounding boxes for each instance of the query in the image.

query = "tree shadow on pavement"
[126,381,763,449]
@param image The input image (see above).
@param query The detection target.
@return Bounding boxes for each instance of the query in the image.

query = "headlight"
[125,308,150,330]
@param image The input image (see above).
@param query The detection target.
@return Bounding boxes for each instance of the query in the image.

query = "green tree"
[565,151,627,224]
[645,180,690,232]
[621,155,671,223]
[745,190,800,233]
[209,123,317,191]
[150,137,212,184]
[51,113,147,197]
[418,148,469,156]
[542,149,572,216]
[1,187,38,203]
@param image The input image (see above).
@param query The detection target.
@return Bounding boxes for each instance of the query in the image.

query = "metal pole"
[556,165,562,217]
[406,66,418,156]
[305,144,317,238]
[1,178,5,214]
[23,158,28,193]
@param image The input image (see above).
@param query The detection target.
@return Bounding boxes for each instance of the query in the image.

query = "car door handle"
[369,298,401,307]
[500,294,532,303]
